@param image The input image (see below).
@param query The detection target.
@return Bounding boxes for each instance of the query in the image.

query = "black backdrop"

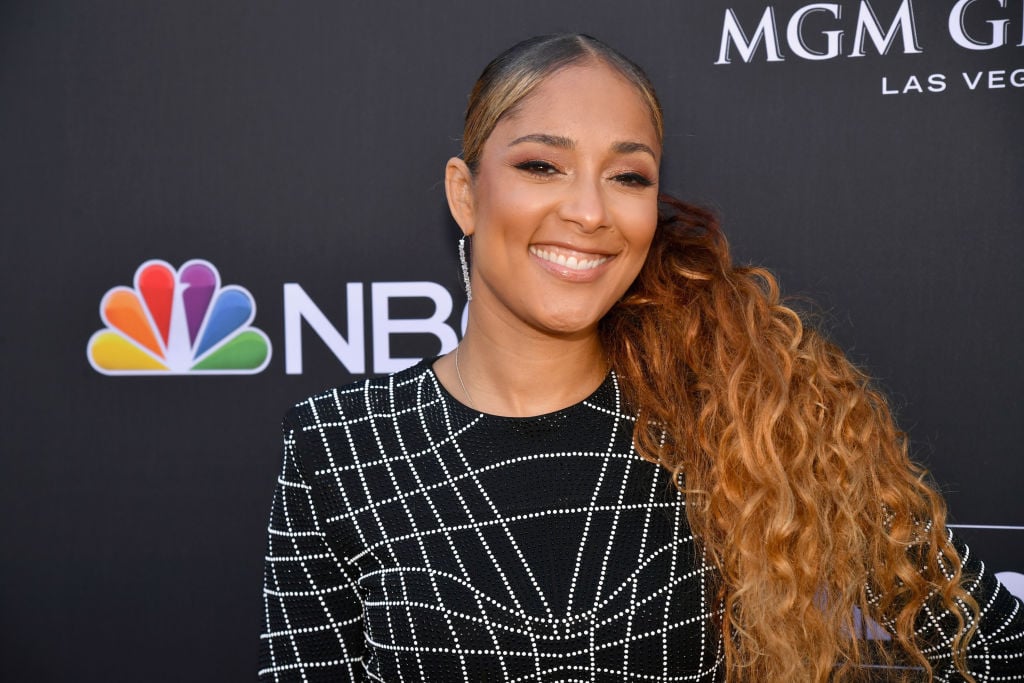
[1,1,1021,680]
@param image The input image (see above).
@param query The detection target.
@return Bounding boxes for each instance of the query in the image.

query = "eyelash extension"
[514,160,654,188]
[513,160,558,175]
[613,172,654,187]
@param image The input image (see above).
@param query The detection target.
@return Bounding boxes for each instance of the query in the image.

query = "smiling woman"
[259,34,1024,682]
[440,62,661,410]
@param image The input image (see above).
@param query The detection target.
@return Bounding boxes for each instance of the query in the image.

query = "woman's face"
[449,62,661,339]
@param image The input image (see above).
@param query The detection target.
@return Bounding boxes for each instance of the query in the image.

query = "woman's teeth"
[530,246,610,271]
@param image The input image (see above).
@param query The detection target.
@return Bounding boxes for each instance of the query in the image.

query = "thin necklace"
[454,345,475,408]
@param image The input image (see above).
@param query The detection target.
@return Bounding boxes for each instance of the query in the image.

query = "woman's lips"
[529,245,612,271]
[528,244,616,282]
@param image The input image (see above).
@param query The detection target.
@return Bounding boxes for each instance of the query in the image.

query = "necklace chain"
[454,345,475,408]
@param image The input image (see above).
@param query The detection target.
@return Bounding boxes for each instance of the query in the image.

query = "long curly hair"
[462,32,979,682]
[601,195,978,680]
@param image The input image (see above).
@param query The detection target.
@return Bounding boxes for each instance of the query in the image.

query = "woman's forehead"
[487,64,662,150]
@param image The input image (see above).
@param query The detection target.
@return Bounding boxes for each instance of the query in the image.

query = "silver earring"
[458,235,473,301]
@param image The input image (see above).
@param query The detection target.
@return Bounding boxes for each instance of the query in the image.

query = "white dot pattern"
[260,361,1024,681]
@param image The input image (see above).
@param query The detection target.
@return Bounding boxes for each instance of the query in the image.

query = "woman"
[259,34,1024,681]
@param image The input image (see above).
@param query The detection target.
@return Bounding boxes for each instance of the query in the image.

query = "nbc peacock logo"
[87,259,272,375]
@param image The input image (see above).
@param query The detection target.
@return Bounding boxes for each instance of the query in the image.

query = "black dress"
[259,361,1024,681]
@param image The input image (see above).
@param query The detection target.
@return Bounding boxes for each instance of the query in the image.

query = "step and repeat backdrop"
[2,1,1021,680]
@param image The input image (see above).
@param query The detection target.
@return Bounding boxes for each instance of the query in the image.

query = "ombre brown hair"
[460,34,980,681]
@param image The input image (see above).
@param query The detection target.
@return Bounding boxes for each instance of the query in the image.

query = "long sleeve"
[259,414,367,682]
[919,531,1024,681]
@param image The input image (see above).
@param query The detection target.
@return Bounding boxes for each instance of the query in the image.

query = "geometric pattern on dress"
[260,361,1024,681]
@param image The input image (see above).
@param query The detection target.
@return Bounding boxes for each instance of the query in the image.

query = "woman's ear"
[445,157,476,237]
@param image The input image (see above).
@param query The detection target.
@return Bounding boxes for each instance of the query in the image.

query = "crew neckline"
[418,357,616,422]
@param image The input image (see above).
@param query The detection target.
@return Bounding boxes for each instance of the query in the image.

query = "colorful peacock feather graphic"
[87,260,271,375]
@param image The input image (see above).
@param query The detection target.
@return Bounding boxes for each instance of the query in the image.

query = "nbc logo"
[87,259,272,375]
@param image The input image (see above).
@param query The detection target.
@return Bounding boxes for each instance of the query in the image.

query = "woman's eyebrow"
[508,133,575,149]
[508,134,656,160]
[613,140,657,160]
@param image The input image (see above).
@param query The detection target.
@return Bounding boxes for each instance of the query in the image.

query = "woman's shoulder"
[282,358,437,431]
[279,360,439,477]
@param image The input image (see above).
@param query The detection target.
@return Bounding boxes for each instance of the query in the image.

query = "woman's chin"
[526,309,607,338]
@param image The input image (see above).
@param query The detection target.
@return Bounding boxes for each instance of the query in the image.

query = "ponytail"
[601,195,978,681]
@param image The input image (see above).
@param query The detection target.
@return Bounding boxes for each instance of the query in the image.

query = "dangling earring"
[458,234,473,301]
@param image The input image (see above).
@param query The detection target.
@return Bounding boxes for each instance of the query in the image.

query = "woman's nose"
[557,173,611,233]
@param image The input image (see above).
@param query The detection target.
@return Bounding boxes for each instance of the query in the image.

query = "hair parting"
[461,33,662,174]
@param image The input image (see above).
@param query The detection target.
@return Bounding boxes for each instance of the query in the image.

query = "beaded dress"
[259,361,1024,681]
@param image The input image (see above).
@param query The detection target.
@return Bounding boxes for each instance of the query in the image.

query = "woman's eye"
[613,172,654,188]
[514,160,559,175]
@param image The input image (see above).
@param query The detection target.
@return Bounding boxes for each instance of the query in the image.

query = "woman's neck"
[434,313,608,418]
